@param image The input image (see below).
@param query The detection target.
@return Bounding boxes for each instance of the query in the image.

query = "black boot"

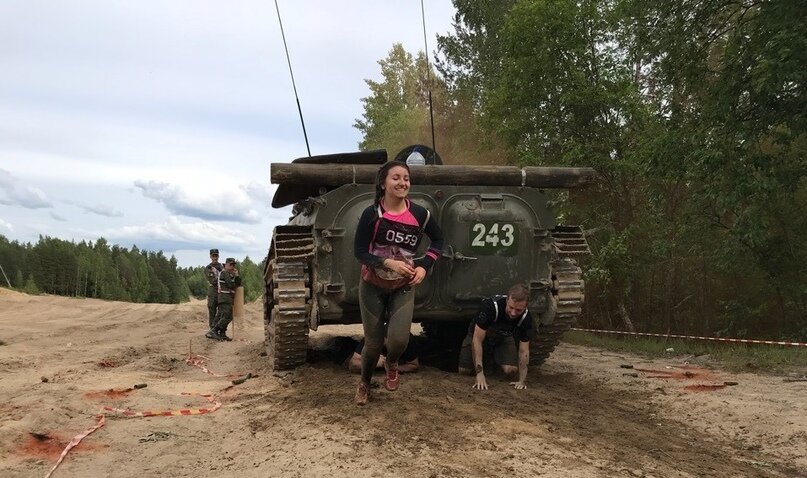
[216,328,232,341]
[205,328,221,340]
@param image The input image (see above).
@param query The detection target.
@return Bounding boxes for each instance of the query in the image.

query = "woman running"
[353,160,443,405]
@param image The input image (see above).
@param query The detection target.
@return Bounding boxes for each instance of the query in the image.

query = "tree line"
[355,0,806,340]
[0,235,265,304]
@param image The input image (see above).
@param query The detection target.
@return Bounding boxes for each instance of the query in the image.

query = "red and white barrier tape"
[102,392,222,417]
[45,415,105,478]
[47,352,250,476]
[570,328,807,347]
[185,354,242,378]
[46,392,220,478]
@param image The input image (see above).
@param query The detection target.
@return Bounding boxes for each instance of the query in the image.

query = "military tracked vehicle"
[263,145,593,370]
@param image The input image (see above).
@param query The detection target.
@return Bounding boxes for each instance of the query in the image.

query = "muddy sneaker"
[355,381,370,406]
[216,329,233,341]
[384,365,400,391]
[205,329,221,340]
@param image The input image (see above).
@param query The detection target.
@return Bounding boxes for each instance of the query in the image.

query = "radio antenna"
[274,0,311,156]
[420,0,436,154]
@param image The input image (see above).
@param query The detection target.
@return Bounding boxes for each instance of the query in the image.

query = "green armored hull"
[264,148,593,370]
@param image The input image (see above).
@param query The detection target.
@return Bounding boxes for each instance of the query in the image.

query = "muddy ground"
[0,288,805,477]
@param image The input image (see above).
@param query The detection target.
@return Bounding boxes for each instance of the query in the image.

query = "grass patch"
[563,330,807,374]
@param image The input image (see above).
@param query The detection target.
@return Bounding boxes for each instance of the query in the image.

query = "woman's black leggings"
[358,279,414,384]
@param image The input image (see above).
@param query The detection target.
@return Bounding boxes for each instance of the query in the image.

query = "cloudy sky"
[0,0,457,266]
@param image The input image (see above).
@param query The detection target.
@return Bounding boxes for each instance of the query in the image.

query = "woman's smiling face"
[383,165,410,199]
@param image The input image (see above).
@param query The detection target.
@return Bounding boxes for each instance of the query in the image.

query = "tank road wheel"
[263,227,314,370]
[530,258,584,366]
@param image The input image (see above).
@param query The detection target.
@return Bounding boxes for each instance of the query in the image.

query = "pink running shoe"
[355,381,370,406]
[384,364,400,391]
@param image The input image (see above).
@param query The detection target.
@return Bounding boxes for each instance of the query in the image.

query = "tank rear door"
[437,192,543,307]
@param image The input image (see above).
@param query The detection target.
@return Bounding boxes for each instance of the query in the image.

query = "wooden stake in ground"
[233,286,245,340]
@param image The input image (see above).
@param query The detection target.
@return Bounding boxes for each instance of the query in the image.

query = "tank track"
[530,258,584,365]
[263,226,314,370]
[551,225,591,255]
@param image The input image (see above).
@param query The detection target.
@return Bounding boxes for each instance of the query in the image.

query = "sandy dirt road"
[0,288,805,477]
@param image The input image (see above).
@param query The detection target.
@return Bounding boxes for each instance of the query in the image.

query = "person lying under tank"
[346,333,419,374]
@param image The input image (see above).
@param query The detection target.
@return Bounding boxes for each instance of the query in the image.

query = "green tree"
[13,269,23,288]
[617,0,807,336]
[437,0,516,108]
[184,268,208,300]
[238,256,264,302]
[0,235,28,288]
[130,248,152,302]
[31,236,79,295]
[23,273,40,295]
[428,0,806,339]
[355,43,509,165]
[439,0,652,331]
[0,234,199,305]
[355,43,439,154]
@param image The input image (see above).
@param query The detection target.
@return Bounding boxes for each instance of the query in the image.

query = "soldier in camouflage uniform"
[204,249,223,330]
[207,257,241,341]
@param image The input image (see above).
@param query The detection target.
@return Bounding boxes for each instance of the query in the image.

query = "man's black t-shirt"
[470,295,533,343]
[355,334,419,363]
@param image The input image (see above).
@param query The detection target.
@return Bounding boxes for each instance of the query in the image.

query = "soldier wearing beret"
[207,257,241,341]
[204,249,223,330]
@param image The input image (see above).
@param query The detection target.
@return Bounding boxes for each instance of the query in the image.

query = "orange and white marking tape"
[45,415,105,478]
[46,392,220,478]
[185,354,243,378]
[102,392,222,417]
[570,328,807,347]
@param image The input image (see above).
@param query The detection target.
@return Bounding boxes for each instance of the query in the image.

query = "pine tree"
[23,274,40,295]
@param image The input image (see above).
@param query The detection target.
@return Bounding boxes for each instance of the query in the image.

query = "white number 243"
[471,223,515,247]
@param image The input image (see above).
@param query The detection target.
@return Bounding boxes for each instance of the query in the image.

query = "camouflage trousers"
[214,301,233,331]
[207,292,219,329]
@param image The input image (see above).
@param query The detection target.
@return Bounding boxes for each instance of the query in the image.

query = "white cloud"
[0,0,457,266]
[134,179,261,224]
[0,107,299,187]
[0,168,52,209]
[76,203,124,218]
[0,218,14,232]
[104,216,258,252]
[242,182,275,206]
